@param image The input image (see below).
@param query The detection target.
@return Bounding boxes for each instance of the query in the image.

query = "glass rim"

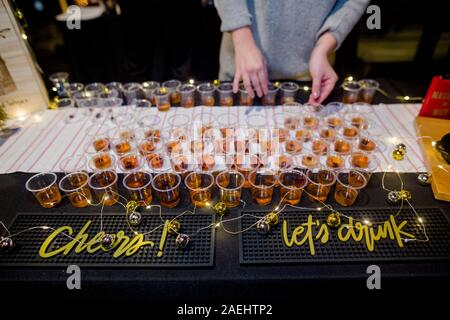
[151,172,181,192]
[280,81,300,92]
[122,82,141,91]
[49,72,69,82]
[88,170,118,190]
[358,79,380,89]
[123,171,153,191]
[306,168,337,187]
[342,80,361,91]
[215,170,245,190]
[279,169,309,190]
[185,171,215,192]
[58,171,90,193]
[217,82,233,92]
[178,83,196,93]
[118,152,144,171]
[248,168,277,189]
[141,81,160,90]
[197,82,215,93]
[162,79,182,88]
[170,153,192,173]
[85,82,106,91]
[336,169,368,190]
[25,172,58,193]
[154,87,170,96]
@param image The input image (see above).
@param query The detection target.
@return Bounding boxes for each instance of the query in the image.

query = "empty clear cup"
[141,81,160,104]
[84,82,106,98]
[123,82,142,105]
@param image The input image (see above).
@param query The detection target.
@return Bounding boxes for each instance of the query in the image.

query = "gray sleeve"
[214,0,252,32]
[316,0,370,49]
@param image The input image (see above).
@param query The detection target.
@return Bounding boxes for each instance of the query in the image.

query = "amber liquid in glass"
[181,97,195,108]
[115,141,131,155]
[262,95,275,106]
[36,185,61,208]
[219,96,233,107]
[68,188,92,208]
[121,155,139,171]
[158,102,171,112]
[306,184,330,202]
[94,154,112,170]
[334,184,358,206]
[251,188,273,205]
[154,174,180,208]
[93,138,109,152]
[240,96,253,106]
[170,92,181,105]
[280,188,303,205]
[190,190,212,208]
[202,95,215,106]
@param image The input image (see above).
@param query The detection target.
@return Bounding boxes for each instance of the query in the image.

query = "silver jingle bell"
[386,191,400,205]
[175,233,190,249]
[417,173,432,186]
[0,237,14,251]
[129,211,142,226]
[101,233,116,249]
[256,219,271,235]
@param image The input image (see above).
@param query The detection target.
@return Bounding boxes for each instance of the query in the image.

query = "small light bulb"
[432,141,436,147]
[317,207,322,211]
[404,96,410,101]
[189,79,195,85]
[274,206,279,211]
[346,76,354,82]
[364,219,370,225]
[21,33,28,40]
[303,86,310,91]
[215,223,220,228]
[418,217,423,223]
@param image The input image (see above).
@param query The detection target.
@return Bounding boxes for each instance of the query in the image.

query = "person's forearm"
[313,32,337,57]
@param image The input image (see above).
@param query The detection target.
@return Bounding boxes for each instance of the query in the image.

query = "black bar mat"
[239,207,450,265]
[0,212,215,268]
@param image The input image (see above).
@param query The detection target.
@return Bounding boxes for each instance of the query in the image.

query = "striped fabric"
[0,104,424,173]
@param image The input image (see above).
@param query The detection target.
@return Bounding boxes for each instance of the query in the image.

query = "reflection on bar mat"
[239,208,450,265]
[0,212,215,268]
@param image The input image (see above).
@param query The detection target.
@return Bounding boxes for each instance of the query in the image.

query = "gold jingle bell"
[397,189,412,201]
[392,149,404,161]
[126,200,139,214]
[213,201,227,216]
[326,213,341,228]
[396,143,407,151]
[265,212,279,226]
[386,191,400,205]
[168,219,181,235]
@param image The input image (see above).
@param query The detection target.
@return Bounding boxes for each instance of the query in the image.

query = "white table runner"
[0,104,425,173]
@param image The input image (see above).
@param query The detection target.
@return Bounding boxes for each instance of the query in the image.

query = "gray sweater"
[214,0,370,81]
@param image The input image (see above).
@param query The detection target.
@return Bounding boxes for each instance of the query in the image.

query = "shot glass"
[318,126,337,142]
[59,154,87,173]
[111,138,135,156]
[197,82,215,106]
[59,172,92,208]
[185,171,215,208]
[311,138,330,156]
[141,81,160,105]
[132,99,152,109]
[123,82,142,105]
[118,151,144,172]
[284,135,303,155]
[358,79,379,104]
[152,172,181,208]
[88,152,116,171]
[153,87,171,111]
[84,82,106,98]
[322,152,347,170]
[216,170,245,208]
[344,113,368,130]
[324,114,344,129]
[262,82,279,106]
[298,153,320,169]
[217,82,234,106]
[333,138,353,155]
[162,79,181,105]
[25,172,62,208]
[66,82,84,97]
[98,88,119,100]
[234,154,262,188]
[249,169,277,205]
[303,112,320,130]
[280,82,299,104]
[358,135,378,153]
[88,170,119,206]
[306,168,336,202]
[178,83,196,108]
[348,151,372,169]
[339,125,360,141]
[279,169,308,205]
[334,169,367,206]
[146,153,170,173]
[170,153,193,179]
[86,125,111,152]
[123,171,153,206]
[106,82,123,97]
[239,83,254,106]
[342,80,361,104]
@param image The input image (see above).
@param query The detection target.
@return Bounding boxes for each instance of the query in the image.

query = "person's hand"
[231,27,269,98]
[308,32,338,104]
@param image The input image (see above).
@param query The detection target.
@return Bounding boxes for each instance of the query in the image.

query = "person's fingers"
[242,72,254,98]
[233,70,241,94]
[317,76,338,103]
[259,60,269,96]
[251,73,263,98]
[308,74,322,104]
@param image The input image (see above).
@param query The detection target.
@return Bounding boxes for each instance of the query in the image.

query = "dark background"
[11,0,450,98]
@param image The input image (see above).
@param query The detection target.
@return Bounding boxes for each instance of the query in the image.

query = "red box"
[419,76,450,119]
